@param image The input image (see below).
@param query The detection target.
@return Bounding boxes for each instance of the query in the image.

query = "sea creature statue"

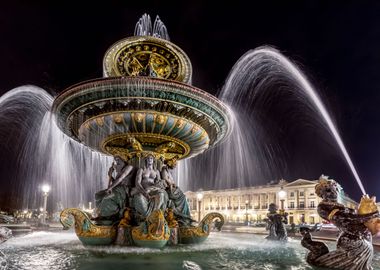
[179,212,224,244]
[61,208,117,245]
[301,175,380,270]
[265,203,288,241]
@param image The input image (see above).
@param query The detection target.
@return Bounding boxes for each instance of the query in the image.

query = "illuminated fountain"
[54,14,231,248]
[1,12,380,270]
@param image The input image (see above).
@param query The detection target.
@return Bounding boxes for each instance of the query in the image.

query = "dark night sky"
[1,1,380,205]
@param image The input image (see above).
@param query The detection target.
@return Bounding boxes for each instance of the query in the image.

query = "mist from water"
[0,86,111,211]
[178,46,365,195]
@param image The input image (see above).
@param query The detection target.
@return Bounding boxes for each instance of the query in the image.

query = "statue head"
[268,203,278,213]
[144,154,155,168]
[114,156,126,171]
[315,175,340,201]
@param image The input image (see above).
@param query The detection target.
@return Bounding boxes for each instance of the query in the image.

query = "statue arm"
[161,167,175,188]
[155,169,161,182]
[107,165,115,188]
[330,209,379,224]
[107,165,133,191]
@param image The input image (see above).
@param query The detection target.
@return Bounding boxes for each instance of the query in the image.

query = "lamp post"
[245,199,249,225]
[196,191,203,222]
[41,184,51,225]
[278,187,287,213]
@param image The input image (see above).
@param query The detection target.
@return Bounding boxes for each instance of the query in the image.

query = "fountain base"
[60,208,224,248]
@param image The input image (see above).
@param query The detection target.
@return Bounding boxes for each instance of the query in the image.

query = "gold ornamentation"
[105,146,130,162]
[101,133,191,161]
[83,122,91,130]
[191,126,199,134]
[119,208,132,227]
[175,119,185,128]
[113,114,124,124]
[128,136,143,152]
[364,217,380,235]
[132,210,170,241]
[154,114,167,125]
[106,37,189,81]
[155,142,176,154]
[358,195,380,235]
[327,209,340,221]
[165,208,178,228]
[95,116,104,126]
[358,194,378,215]
[60,208,116,239]
[179,212,224,240]
[79,110,209,160]
[134,113,145,123]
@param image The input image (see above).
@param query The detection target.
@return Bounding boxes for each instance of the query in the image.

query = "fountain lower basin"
[5,231,379,270]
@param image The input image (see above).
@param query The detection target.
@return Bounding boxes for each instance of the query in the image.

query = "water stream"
[178,46,365,195]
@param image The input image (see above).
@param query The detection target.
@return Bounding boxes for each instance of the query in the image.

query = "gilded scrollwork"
[60,208,117,239]
[179,212,224,240]
[101,132,190,161]
[131,210,170,242]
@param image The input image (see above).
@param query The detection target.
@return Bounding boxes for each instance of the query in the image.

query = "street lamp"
[245,199,249,225]
[196,191,204,222]
[41,184,51,225]
[278,187,287,213]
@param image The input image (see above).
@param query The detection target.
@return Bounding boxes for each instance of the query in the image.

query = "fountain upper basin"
[52,76,231,161]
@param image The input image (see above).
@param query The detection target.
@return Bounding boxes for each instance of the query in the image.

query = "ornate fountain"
[53,14,231,248]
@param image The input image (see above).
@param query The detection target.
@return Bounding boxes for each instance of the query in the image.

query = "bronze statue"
[301,175,380,270]
[131,154,169,221]
[161,158,194,226]
[94,156,134,223]
[265,203,288,241]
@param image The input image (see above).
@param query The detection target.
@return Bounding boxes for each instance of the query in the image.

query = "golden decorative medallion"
[103,36,192,83]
